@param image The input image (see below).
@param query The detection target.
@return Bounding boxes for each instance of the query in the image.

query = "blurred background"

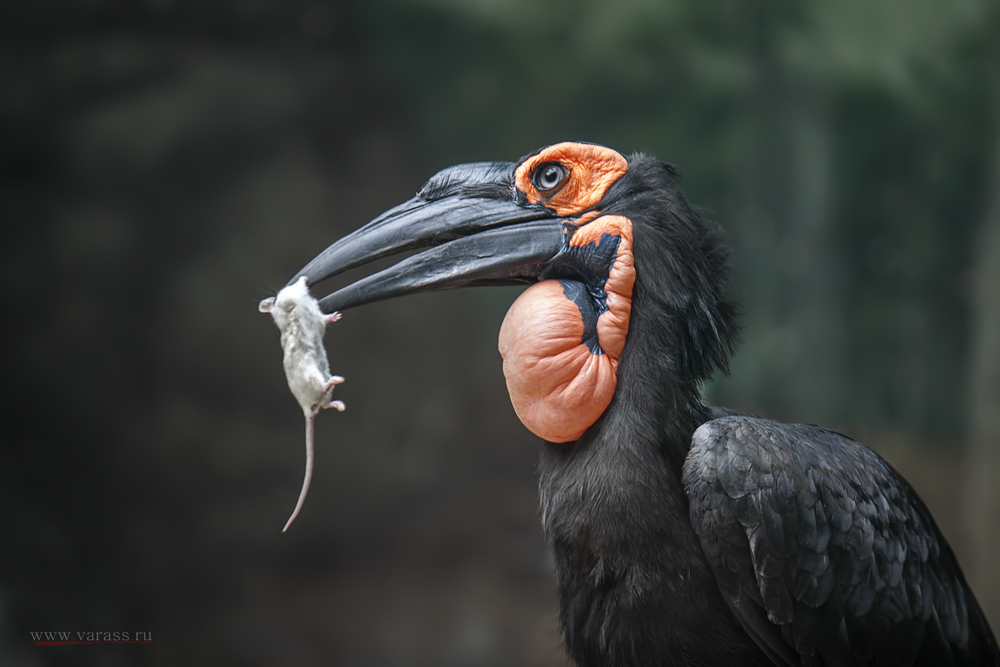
[2,1,999,665]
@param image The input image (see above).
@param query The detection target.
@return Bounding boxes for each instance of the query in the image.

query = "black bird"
[289,142,999,666]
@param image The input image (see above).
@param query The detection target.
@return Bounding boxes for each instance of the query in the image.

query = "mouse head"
[259,276,311,330]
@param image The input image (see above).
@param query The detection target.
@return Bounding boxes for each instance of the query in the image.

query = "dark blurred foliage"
[1,1,998,665]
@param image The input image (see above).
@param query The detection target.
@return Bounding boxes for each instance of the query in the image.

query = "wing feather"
[683,415,998,666]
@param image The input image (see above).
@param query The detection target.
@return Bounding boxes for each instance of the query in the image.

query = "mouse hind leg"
[322,375,344,392]
[322,375,345,411]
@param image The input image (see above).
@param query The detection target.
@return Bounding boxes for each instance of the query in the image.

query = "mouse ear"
[258,297,275,313]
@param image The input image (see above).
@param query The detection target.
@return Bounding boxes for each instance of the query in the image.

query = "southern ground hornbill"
[287,142,999,666]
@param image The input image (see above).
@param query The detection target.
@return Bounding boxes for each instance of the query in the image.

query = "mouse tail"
[282,414,315,532]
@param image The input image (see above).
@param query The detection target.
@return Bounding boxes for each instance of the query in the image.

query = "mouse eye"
[282,301,294,313]
[532,162,569,194]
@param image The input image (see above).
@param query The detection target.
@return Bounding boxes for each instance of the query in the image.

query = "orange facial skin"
[570,215,634,361]
[514,143,629,217]
[500,143,634,443]
[499,281,617,443]
[499,214,635,443]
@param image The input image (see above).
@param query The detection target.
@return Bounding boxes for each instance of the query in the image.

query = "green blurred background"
[3,1,999,665]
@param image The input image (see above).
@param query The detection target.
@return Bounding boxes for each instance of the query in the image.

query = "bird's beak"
[290,161,566,313]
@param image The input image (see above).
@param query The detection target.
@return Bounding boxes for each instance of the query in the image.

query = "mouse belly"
[283,358,332,414]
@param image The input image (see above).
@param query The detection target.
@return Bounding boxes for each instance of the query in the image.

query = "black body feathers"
[537,155,998,666]
[685,416,999,666]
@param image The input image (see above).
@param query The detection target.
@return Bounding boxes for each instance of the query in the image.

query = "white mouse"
[259,276,345,532]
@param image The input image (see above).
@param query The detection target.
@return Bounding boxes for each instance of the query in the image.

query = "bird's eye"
[533,162,569,193]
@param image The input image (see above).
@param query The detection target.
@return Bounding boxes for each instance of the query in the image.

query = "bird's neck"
[609,297,710,463]
[536,295,724,658]
[538,293,711,561]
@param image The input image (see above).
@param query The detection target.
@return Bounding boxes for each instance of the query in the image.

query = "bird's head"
[294,142,737,443]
